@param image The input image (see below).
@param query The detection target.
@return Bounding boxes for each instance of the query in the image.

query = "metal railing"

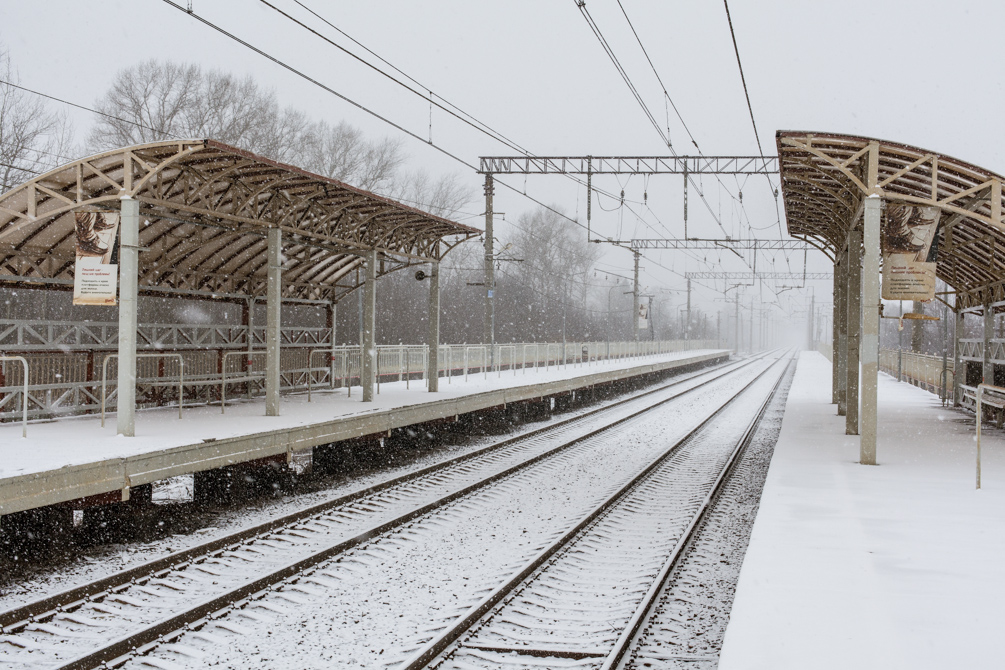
[221,350,267,413]
[879,348,954,401]
[974,383,1005,489]
[1,338,723,424]
[102,353,184,427]
[0,355,28,437]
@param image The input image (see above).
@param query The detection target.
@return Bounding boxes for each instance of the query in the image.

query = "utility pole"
[633,251,641,344]
[686,278,692,342]
[808,290,815,350]
[483,175,495,353]
[734,293,740,354]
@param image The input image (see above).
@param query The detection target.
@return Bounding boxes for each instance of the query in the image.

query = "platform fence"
[879,348,954,402]
[0,316,720,421]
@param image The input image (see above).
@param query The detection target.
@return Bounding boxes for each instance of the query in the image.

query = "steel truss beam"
[684,271,833,280]
[478,155,779,175]
[627,238,814,251]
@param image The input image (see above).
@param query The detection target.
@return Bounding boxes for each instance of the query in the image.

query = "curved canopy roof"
[778,130,1005,310]
[0,140,478,303]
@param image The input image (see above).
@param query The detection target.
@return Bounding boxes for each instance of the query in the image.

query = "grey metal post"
[246,297,255,400]
[734,293,740,355]
[116,197,139,437]
[328,302,337,389]
[427,261,440,392]
[807,291,815,350]
[954,309,964,406]
[836,251,848,415]
[861,195,880,465]
[912,300,925,352]
[846,228,862,436]
[265,227,281,416]
[983,300,993,384]
[362,249,377,402]
[633,251,641,344]
[941,302,949,402]
[832,268,840,403]
[897,300,903,381]
[685,278,691,342]
[483,175,495,355]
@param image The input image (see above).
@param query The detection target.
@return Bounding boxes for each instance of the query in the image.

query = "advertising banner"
[638,301,649,330]
[72,210,120,306]
[881,204,939,301]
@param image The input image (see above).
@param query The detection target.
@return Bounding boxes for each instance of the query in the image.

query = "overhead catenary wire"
[721,0,783,235]
[272,0,653,229]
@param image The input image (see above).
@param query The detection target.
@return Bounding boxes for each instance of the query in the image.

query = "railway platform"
[0,349,727,519]
[719,351,1005,669]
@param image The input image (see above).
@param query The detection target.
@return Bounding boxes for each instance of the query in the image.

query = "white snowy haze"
[3,0,1003,332]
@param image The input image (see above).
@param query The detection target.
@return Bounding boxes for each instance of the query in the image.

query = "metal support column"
[685,278,692,342]
[807,291,815,350]
[846,228,862,436]
[734,293,740,355]
[116,197,139,437]
[265,227,281,416]
[362,249,377,402]
[245,297,255,400]
[983,300,993,384]
[954,309,964,406]
[483,175,495,351]
[832,267,840,403]
[327,302,336,388]
[427,261,440,392]
[912,300,925,352]
[861,195,880,464]
[836,251,848,415]
[632,251,641,344]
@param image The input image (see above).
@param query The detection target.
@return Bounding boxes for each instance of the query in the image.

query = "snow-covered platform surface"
[720,351,1005,669]
[0,349,727,516]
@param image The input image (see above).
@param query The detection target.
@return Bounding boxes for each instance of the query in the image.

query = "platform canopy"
[777,131,1005,311]
[0,139,478,303]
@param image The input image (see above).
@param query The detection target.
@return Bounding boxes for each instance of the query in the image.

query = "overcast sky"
[4,0,1003,319]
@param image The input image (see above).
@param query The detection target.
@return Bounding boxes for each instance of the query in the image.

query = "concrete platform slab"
[0,350,727,516]
[719,351,1005,669]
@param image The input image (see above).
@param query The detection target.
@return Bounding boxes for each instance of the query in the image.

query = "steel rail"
[0,354,713,634]
[0,356,743,638]
[604,355,793,670]
[44,354,765,670]
[400,352,789,670]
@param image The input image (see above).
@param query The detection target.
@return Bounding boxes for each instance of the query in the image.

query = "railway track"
[0,353,762,670]
[401,352,792,670]
[616,357,793,670]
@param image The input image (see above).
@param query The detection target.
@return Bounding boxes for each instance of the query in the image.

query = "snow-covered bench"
[961,384,1005,428]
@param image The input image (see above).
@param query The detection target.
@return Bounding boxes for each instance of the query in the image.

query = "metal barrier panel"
[0,337,714,421]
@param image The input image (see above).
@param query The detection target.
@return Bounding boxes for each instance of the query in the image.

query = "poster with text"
[72,210,120,305]
[881,204,939,301]
[638,301,649,330]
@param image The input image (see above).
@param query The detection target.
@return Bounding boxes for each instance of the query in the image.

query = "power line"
[721,0,783,235]
[160,0,628,244]
[722,0,763,156]
[271,1,645,228]
[0,79,178,140]
[614,0,699,151]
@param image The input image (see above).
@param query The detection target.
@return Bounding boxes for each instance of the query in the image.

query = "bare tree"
[0,46,74,193]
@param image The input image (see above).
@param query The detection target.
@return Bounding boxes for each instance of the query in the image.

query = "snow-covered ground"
[719,351,1005,669]
[0,350,721,480]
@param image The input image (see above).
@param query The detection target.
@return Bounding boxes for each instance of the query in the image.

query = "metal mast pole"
[686,278,692,343]
[633,251,641,345]
[483,175,495,353]
[734,293,740,355]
